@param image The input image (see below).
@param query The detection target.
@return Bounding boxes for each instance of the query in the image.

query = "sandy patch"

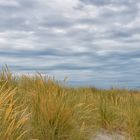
[91,131,131,140]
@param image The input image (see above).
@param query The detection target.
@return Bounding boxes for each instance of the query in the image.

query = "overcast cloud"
[0,0,140,88]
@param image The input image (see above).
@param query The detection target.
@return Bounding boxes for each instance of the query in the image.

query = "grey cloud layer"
[0,0,140,88]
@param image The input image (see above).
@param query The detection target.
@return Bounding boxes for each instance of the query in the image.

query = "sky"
[0,0,140,89]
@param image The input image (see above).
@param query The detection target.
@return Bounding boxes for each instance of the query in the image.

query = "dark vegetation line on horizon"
[1,65,139,90]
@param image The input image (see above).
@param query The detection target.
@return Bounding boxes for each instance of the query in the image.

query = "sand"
[91,131,131,140]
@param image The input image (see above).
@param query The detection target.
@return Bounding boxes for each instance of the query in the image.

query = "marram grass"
[0,66,140,140]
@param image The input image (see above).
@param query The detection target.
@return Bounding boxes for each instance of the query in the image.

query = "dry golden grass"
[0,66,140,140]
[0,84,29,140]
